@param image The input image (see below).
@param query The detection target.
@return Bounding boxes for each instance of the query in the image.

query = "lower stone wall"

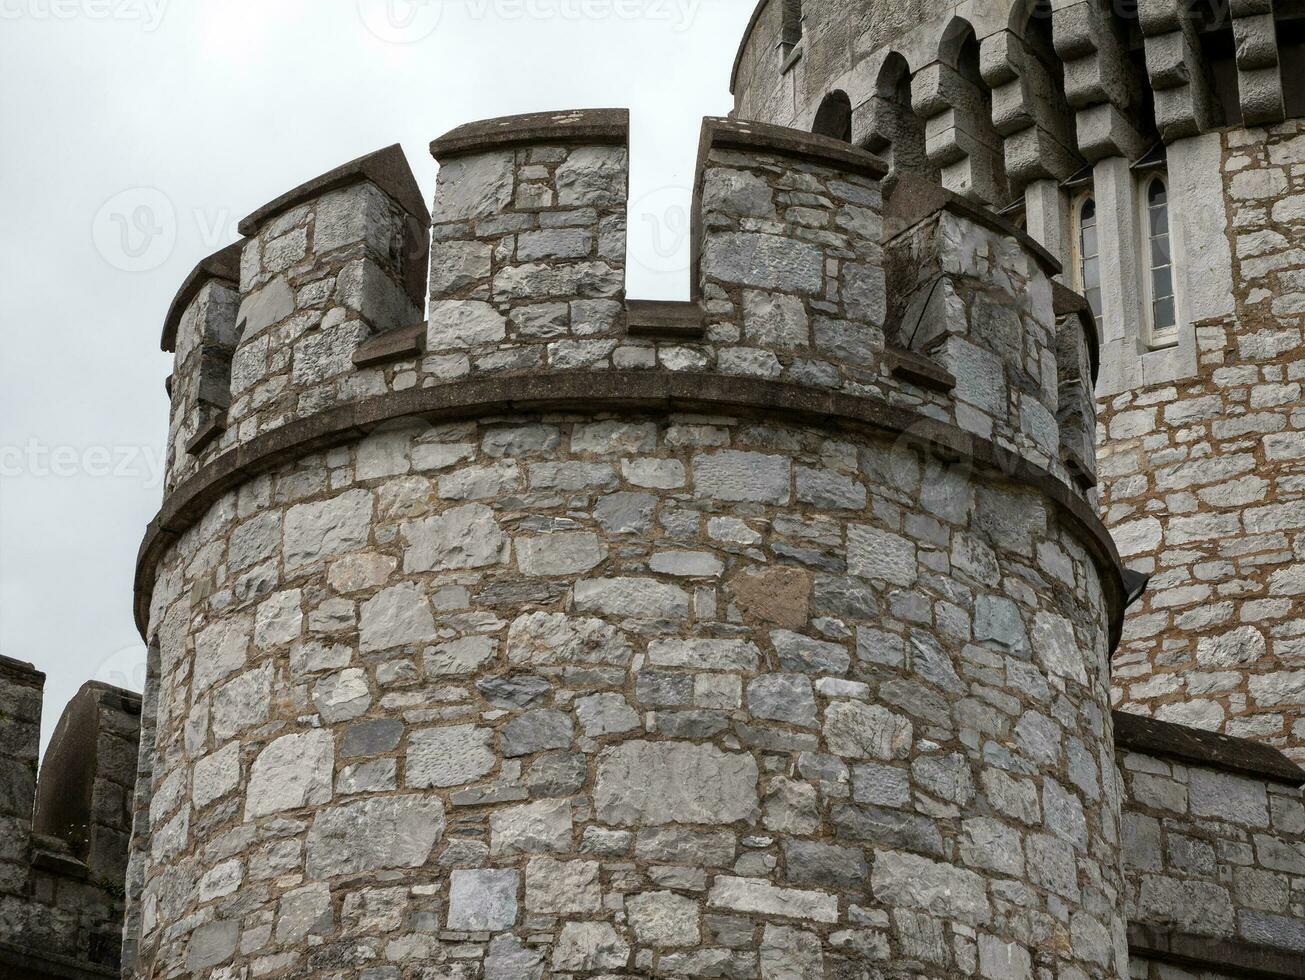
[136,407,1122,978]
[1117,719,1305,960]
[1129,960,1255,980]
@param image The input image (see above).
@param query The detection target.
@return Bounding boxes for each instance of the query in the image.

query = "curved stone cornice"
[135,370,1128,650]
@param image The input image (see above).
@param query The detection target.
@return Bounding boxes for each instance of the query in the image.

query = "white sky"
[0,0,755,753]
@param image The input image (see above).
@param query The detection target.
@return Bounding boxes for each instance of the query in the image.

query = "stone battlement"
[0,655,141,978]
[149,111,1112,637]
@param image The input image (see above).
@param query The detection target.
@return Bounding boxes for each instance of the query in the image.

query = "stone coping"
[159,240,242,353]
[0,653,44,688]
[78,681,142,713]
[699,116,889,180]
[1128,924,1305,980]
[884,172,1063,279]
[237,143,428,238]
[135,371,1128,652]
[430,108,629,162]
[1114,710,1305,786]
[728,0,775,96]
[1052,279,1101,383]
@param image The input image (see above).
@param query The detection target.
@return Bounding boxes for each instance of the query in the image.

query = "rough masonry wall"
[140,412,1122,979]
[1119,745,1305,956]
[1103,120,1305,761]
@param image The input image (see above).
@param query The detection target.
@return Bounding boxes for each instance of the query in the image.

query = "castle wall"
[130,113,1126,978]
[1115,712,1305,974]
[0,658,141,979]
[1102,120,1305,762]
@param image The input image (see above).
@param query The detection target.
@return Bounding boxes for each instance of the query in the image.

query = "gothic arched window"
[813,90,853,144]
[1072,194,1103,332]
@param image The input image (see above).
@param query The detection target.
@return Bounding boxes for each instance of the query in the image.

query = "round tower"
[734,0,1305,763]
[126,109,1128,978]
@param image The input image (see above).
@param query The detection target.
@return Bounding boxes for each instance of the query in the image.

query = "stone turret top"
[696,116,888,179]
[160,240,242,353]
[236,143,428,237]
[430,108,629,161]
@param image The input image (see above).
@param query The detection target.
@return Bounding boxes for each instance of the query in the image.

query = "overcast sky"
[0,0,754,754]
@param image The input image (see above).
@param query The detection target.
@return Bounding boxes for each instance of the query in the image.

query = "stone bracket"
[1139,0,1216,139]
[624,300,705,339]
[1052,0,1152,161]
[352,321,429,368]
[1232,10,1286,126]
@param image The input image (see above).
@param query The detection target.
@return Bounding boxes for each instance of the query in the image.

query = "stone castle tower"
[734,0,1305,761]
[0,0,1278,978]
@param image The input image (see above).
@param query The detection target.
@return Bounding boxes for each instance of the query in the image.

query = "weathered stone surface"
[648,638,760,671]
[573,577,690,620]
[500,709,574,757]
[507,611,632,665]
[359,582,435,652]
[708,876,838,923]
[193,615,250,695]
[404,503,507,572]
[407,724,496,787]
[626,890,701,946]
[594,741,759,826]
[191,741,240,809]
[516,531,605,576]
[524,857,602,913]
[305,795,445,878]
[484,934,544,980]
[871,850,991,924]
[312,667,372,722]
[245,729,334,819]
[693,451,791,503]
[446,868,519,930]
[760,923,824,979]
[747,674,818,727]
[770,630,850,675]
[551,920,630,971]
[477,674,552,708]
[823,701,912,759]
[284,489,373,570]
[703,232,825,293]
[575,692,640,737]
[424,635,496,676]
[847,524,917,587]
[490,798,572,855]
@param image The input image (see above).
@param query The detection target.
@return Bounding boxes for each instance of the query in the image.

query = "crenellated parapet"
[155,113,1101,510]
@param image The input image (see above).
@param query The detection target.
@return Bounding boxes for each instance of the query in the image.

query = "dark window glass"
[1147,177,1175,335]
